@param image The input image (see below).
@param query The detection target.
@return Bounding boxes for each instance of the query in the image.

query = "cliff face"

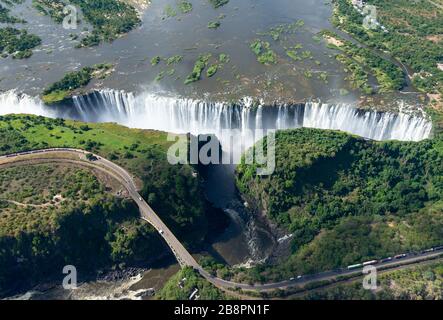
[235,128,443,280]
[0,114,221,297]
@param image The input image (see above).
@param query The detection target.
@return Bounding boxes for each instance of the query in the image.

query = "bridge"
[1,148,443,295]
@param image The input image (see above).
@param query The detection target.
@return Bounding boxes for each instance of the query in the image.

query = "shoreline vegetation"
[208,0,229,9]
[331,0,443,108]
[0,2,25,23]
[321,30,405,94]
[0,27,41,59]
[41,63,114,104]
[32,0,143,47]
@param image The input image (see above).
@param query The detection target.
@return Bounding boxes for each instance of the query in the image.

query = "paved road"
[0,148,199,269]
[211,250,443,291]
[2,148,443,295]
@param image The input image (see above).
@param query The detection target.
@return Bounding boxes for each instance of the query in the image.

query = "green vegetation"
[257,20,305,42]
[0,3,25,23]
[332,0,443,96]
[41,63,113,104]
[177,0,192,14]
[318,71,328,84]
[208,0,229,9]
[301,262,443,300]
[184,54,212,84]
[208,20,221,29]
[32,0,70,24]
[0,114,225,295]
[151,55,161,66]
[286,50,301,61]
[164,4,177,18]
[206,64,218,77]
[163,1,192,19]
[0,114,215,251]
[250,40,277,65]
[219,53,230,64]
[157,267,227,300]
[335,52,374,94]
[236,128,443,282]
[250,21,311,71]
[166,55,183,65]
[321,30,405,92]
[0,162,164,296]
[30,0,141,46]
[155,71,165,81]
[70,0,141,47]
[303,70,312,78]
[0,27,41,59]
[200,256,233,280]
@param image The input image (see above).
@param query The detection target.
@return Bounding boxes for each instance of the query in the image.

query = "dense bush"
[0,27,41,59]
[236,128,443,281]
[157,267,227,300]
[332,0,443,95]
[0,114,224,295]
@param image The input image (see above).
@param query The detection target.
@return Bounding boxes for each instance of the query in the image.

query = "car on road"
[159,229,164,235]
[362,260,378,266]
[347,263,363,270]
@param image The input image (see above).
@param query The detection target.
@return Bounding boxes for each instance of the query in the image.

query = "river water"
[0,0,433,300]
[1,0,361,103]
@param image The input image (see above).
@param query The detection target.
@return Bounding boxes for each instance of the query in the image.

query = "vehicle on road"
[362,260,378,266]
[347,263,363,270]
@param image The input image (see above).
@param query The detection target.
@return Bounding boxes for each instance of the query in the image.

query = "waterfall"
[0,90,56,118]
[0,89,433,145]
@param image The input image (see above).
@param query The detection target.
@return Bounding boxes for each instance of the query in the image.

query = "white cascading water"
[0,89,433,147]
[0,89,434,266]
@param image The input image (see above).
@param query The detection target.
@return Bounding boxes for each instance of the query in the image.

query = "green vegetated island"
[0,0,40,60]
[0,1,25,24]
[41,63,114,104]
[2,0,443,300]
[32,0,143,47]
[0,0,146,60]
[0,27,41,59]
[0,114,226,297]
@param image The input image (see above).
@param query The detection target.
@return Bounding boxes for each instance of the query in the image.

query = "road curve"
[0,148,200,269]
[1,148,443,295]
